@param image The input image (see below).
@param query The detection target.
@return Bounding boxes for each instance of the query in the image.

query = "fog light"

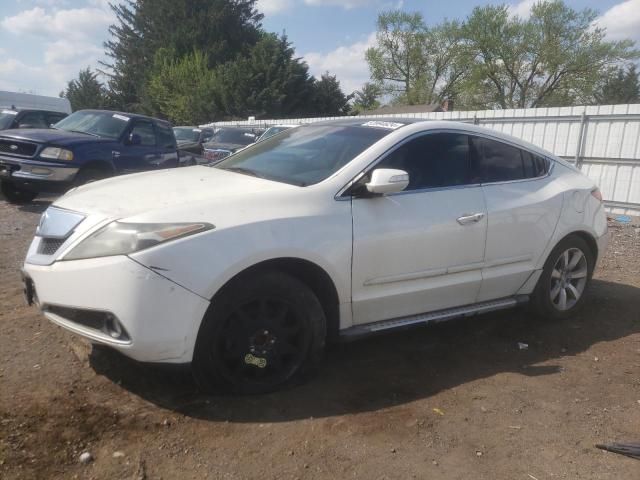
[105,314,123,339]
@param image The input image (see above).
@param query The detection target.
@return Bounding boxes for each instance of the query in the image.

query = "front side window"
[54,111,130,139]
[215,125,391,186]
[376,133,471,190]
[131,121,156,146]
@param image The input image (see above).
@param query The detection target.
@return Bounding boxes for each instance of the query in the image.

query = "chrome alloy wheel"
[549,247,589,311]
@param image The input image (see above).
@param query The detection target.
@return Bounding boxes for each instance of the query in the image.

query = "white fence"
[204,104,640,215]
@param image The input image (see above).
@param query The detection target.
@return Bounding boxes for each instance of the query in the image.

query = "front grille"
[37,238,65,255]
[0,139,37,157]
[204,149,231,163]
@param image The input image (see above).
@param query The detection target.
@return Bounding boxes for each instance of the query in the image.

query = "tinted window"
[131,121,156,146]
[216,125,391,186]
[156,122,176,148]
[18,111,48,129]
[377,133,471,190]
[522,150,550,178]
[472,137,526,183]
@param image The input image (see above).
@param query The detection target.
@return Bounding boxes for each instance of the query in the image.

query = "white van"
[0,91,71,114]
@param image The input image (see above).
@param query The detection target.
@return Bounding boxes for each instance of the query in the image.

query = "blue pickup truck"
[0,110,179,204]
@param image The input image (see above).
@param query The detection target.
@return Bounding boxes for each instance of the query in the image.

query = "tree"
[366,11,468,105]
[61,68,108,111]
[594,65,640,104]
[147,50,221,124]
[217,33,317,119]
[352,82,381,113]
[103,0,263,112]
[311,72,352,116]
[461,1,639,108]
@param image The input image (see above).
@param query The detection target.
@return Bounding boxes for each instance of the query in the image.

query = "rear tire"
[530,234,595,320]
[192,271,326,394]
[1,181,38,204]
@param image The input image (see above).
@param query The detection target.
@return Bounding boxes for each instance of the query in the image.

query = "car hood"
[0,128,109,147]
[53,166,297,219]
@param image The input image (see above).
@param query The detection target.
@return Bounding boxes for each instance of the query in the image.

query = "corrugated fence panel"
[204,104,640,215]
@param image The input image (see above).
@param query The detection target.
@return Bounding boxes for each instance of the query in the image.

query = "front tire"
[193,271,326,394]
[530,234,595,320]
[1,180,38,204]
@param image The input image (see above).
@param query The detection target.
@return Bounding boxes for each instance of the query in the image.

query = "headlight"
[64,221,214,260]
[40,147,74,161]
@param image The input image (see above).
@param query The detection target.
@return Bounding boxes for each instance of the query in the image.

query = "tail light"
[591,188,603,203]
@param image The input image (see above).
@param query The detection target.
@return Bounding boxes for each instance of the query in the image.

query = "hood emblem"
[9,145,18,151]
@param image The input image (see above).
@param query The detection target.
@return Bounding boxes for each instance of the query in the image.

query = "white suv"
[22,119,608,393]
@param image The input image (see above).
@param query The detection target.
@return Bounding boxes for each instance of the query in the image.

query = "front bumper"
[0,155,78,187]
[23,256,210,363]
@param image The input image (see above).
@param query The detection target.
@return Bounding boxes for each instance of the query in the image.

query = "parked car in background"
[0,109,68,131]
[22,119,608,394]
[0,109,178,203]
[202,126,264,163]
[174,126,215,165]
[256,124,298,142]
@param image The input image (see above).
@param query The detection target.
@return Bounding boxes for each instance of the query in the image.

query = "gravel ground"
[0,195,639,480]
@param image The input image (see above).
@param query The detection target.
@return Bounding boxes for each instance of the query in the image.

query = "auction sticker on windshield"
[361,121,405,130]
[112,114,130,122]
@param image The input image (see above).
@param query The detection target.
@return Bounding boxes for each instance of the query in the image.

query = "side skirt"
[339,295,529,340]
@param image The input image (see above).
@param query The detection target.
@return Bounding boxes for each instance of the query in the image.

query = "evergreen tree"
[103,0,263,112]
[217,34,317,119]
[594,65,640,104]
[311,72,352,116]
[61,68,108,111]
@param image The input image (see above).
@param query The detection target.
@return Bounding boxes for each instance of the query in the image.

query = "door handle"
[457,213,485,225]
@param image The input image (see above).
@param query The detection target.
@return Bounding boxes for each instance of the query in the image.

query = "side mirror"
[126,133,142,146]
[366,169,409,195]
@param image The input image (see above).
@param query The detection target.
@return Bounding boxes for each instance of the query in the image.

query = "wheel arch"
[210,257,341,342]
[556,230,599,263]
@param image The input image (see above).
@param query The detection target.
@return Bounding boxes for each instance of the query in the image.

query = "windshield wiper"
[65,129,100,137]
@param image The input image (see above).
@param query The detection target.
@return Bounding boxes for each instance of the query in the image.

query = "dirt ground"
[0,195,639,480]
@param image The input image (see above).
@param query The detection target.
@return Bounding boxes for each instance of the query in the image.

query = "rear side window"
[377,133,471,190]
[522,150,550,178]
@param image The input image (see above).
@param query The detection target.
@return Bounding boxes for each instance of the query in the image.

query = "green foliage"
[594,65,640,105]
[61,68,108,111]
[311,72,352,116]
[217,34,317,119]
[147,50,221,125]
[365,11,467,105]
[460,1,639,108]
[352,83,381,113]
[103,0,263,112]
[368,1,639,109]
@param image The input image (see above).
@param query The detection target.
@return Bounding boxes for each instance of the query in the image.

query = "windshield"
[0,110,18,130]
[53,111,130,139]
[215,125,391,186]
[174,127,200,142]
[211,128,256,145]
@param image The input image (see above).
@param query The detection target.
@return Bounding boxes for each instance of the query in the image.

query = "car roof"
[77,109,167,123]
[310,117,425,128]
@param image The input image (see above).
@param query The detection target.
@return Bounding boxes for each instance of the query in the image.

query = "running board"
[340,295,529,340]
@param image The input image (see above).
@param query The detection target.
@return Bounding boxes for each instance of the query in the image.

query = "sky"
[1,0,639,97]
